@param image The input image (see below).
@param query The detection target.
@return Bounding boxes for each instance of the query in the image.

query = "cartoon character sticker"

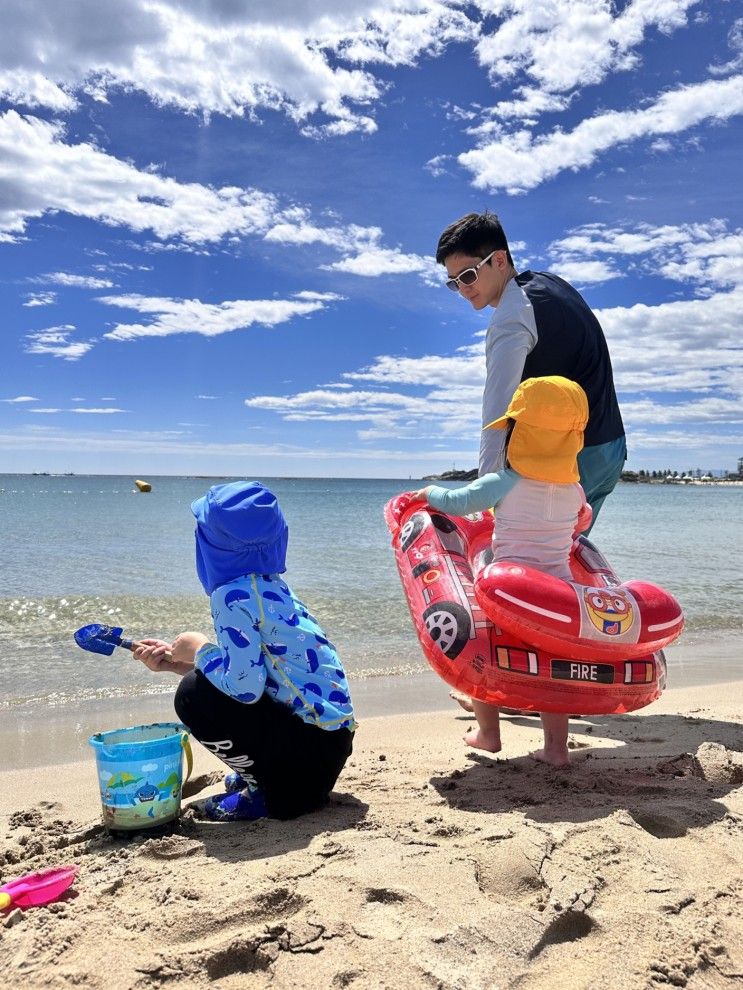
[583,588,634,636]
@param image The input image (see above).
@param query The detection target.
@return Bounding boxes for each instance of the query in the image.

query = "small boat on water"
[134,479,152,492]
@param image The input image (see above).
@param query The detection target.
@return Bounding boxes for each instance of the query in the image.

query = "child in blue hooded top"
[133,481,355,822]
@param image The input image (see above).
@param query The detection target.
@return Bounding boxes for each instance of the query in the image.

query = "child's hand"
[133,638,174,673]
[413,486,433,501]
[171,631,210,665]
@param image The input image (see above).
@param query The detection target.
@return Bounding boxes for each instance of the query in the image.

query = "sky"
[1,0,741,478]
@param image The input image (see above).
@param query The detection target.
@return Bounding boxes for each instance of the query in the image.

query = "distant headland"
[422,469,479,482]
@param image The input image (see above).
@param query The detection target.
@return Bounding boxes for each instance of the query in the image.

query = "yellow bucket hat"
[485,376,588,484]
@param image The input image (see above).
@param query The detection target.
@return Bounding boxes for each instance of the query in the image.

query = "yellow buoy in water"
[134,479,152,492]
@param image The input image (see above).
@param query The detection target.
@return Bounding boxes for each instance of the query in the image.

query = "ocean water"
[1,474,742,718]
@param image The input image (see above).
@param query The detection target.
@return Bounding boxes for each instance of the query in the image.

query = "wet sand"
[1,640,739,771]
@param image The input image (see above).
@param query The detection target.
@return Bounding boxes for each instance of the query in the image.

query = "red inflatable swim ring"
[384,493,678,715]
[475,563,683,662]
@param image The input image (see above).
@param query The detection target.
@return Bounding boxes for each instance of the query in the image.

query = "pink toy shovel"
[0,865,79,910]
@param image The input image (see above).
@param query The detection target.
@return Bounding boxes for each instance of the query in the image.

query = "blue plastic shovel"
[74,623,172,661]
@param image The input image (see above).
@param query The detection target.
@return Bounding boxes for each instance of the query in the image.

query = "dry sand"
[1,681,741,989]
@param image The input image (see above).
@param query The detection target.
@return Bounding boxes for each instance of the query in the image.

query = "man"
[436,211,626,527]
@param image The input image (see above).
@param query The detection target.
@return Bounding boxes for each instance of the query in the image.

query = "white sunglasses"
[445,250,497,292]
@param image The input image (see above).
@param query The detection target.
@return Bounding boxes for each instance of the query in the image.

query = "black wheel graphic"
[422,601,471,660]
[400,512,425,551]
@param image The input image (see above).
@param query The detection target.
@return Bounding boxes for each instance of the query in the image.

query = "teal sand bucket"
[89,723,193,832]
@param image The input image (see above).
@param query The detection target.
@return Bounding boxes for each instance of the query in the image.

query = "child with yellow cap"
[415,375,590,767]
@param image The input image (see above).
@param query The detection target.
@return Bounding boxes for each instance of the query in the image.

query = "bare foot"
[529,747,571,768]
[463,726,502,753]
[449,690,475,713]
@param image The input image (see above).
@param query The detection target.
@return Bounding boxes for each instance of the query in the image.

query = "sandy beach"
[1,679,741,989]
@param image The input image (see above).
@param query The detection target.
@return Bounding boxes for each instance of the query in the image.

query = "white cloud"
[266,214,437,283]
[24,325,95,361]
[597,288,743,394]
[0,113,426,281]
[620,395,742,426]
[23,291,57,307]
[473,0,699,97]
[459,75,743,193]
[0,111,277,244]
[709,17,743,76]
[265,214,381,252]
[265,220,351,249]
[344,347,484,387]
[0,1,475,134]
[27,406,126,414]
[292,291,345,302]
[549,259,622,285]
[0,70,77,112]
[0,423,479,468]
[245,383,484,441]
[69,407,126,414]
[1,396,39,403]
[323,247,439,282]
[424,154,452,178]
[35,272,115,290]
[245,347,487,440]
[627,428,743,458]
[548,220,743,292]
[98,293,332,340]
[467,89,571,134]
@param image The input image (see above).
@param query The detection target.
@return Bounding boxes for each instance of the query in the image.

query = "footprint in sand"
[528,910,596,959]
[365,887,406,904]
[629,810,688,838]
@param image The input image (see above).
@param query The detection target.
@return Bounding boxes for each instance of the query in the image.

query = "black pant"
[174,670,354,820]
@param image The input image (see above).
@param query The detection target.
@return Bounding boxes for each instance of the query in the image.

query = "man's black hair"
[436,211,514,267]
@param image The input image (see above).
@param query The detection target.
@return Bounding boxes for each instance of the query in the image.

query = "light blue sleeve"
[195,590,267,704]
[426,469,519,515]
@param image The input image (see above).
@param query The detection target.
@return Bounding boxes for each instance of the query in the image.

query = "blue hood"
[191,481,288,594]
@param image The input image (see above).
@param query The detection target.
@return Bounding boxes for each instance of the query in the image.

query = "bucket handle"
[181,733,193,783]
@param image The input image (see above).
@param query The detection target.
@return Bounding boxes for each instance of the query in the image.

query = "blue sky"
[1,1,741,477]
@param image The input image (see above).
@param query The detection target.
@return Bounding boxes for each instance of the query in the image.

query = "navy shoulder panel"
[517,272,624,446]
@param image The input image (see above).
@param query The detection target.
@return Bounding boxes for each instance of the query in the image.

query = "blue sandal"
[203,788,268,822]
[223,771,248,794]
